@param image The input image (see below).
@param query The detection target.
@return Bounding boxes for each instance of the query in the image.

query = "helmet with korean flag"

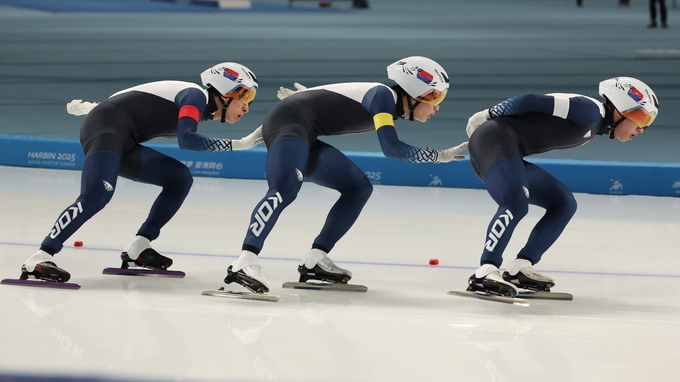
[200,62,258,104]
[598,77,658,128]
[387,56,449,106]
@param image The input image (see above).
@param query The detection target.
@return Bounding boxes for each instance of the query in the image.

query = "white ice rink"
[1,165,679,382]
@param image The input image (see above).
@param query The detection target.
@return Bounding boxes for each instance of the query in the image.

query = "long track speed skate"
[284,256,367,293]
[2,262,80,289]
[202,287,279,302]
[447,290,530,306]
[103,249,185,278]
[204,265,279,302]
[502,267,573,301]
[448,271,529,306]
[282,281,368,293]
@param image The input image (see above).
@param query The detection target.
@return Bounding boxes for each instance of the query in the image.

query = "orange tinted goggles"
[417,88,447,106]
[225,87,256,105]
[621,107,656,128]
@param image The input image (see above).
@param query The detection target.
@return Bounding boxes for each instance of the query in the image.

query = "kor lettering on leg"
[249,192,283,237]
[49,202,83,239]
[485,209,514,251]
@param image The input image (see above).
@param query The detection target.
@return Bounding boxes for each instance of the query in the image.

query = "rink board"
[1,134,678,197]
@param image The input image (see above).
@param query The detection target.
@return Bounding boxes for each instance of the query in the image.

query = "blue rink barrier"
[1,134,679,197]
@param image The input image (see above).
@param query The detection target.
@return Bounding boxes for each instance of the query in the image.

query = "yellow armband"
[373,112,395,131]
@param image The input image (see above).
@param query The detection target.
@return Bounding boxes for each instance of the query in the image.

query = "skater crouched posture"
[21,62,263,282]
[226,56,469,293]
[465,77,659,297]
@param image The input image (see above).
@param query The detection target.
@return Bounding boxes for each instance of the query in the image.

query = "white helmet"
[387,56,449,106]
[598,77,658,128]
[200,62,258,104]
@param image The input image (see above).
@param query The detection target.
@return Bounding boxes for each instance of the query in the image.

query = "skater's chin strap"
[405,96,420,122]
[606,116,626,139]
[603,101,626,140]
[209,87,232,123]
[393,86,418,122]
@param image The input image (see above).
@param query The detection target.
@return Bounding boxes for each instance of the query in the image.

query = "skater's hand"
[231,125,264,150]
[66,99,99,116]
[466,109,491,137]
[276,82,307,100]
[435,141,468,163]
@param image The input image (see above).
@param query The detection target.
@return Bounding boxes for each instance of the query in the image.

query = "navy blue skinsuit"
[468,93,611,267]
[41,80,234,255]
[242,82,441,255]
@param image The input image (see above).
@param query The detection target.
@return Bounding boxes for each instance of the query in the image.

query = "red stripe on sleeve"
[178,105,200,122]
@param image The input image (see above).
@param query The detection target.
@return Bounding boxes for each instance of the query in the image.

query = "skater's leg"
[297,141,372,283]
[227,138,309,292]
[517,162,577,264]
[502,162,576,290]
[40,151,121,255]
[116,145,193,269]
[468,158,529,297]
[467,121,525,296]
[479,158,530,268]
[305,141,373,252]
[120,145,193,241]
[22,151,121,281]
[241,138,309,253]
[25,103,132,281]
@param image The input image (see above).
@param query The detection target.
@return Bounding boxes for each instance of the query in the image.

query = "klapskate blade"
[518,291,573,301]
[202,287,279,302]
[282,281,368,293]
[1,278,81,289]
[447,290,530,307]
[102,268,185,278]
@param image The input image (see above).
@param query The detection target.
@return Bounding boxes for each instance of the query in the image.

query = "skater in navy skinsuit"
[20,62,263,283]
[464,77,659,298]
[225,56,469,293]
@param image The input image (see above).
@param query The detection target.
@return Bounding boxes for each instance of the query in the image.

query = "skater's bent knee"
[506,200,529,220]
[174,165,194,193]
[353,178,373,199]
[562,194,577,217]
[78,190,114,212]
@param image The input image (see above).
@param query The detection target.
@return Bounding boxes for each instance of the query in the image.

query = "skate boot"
[298,248,352,284]
[467,264,518,298]
[502,259,555,292]
[21,250,71,282]
[120,235,172,270]
[224,250,271,294]
[120,249,172,270]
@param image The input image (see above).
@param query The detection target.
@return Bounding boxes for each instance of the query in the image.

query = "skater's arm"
[365,86,439,163]
[489,93,602,126]
[467,93,603,137]
[375,125,439,163]
[174,88,234,152]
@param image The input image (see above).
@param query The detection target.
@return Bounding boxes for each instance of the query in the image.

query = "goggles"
[416,88,447,106]
[225,86,257,105]
[621,107,657,129]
